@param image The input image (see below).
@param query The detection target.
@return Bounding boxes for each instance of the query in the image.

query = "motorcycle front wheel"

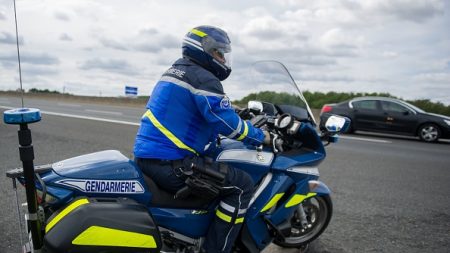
[274,195,332,248]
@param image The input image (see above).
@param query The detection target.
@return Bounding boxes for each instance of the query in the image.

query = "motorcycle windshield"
[235,60,316,124]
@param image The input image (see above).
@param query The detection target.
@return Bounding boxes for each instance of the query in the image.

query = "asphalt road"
[1,97,449,253]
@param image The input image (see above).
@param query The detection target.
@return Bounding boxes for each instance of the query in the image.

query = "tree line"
[233,91,450,116]
[3,88,449,116]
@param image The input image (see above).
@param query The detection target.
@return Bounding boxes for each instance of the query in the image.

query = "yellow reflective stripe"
[235,217,245,224]
[191,28,207,37]
[285,193,317,208]
[216,209,232,222]
[72,225,157,248]
[144,110,198,155]
[45,198,89,233]
[260,193,285,212]
[236,121,249,141]
[216,210,245,224]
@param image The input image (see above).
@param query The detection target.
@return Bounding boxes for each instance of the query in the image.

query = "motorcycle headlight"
[444,119,450,126]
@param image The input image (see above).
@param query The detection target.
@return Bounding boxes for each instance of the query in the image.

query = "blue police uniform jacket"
[134,58,265,160]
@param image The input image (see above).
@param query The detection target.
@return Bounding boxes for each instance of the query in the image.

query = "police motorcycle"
[4,60,350,253]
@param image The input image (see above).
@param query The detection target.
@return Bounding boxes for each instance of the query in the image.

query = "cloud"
[139,28,159,36]
[0,52,59,65]
[413,72,450,83]
[1,0,448,104]
[243,16,289,40]
[98,29,180,53]
[319,28,362,49]
[100,38,128,50]
[22,53,60,65]
[22,65,59,76]
[132,30,180,53]
[78,58,139,76]
[54,11,70,21]
[0,31,23,45]
[363,0,445,23]
[382,51,399,58]
[59,33,73,41]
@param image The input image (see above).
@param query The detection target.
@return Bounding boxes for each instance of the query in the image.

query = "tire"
[274,195,332,248]
[418,123,441,142]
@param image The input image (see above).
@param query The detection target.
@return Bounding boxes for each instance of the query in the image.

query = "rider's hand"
[263,130,271,145]
[238,108,253,120]
[263,131,284,153]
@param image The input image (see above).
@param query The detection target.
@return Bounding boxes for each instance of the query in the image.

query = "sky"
[0,0,449,104]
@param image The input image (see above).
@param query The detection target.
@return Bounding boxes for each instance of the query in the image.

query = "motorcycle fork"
[296,203,309,229]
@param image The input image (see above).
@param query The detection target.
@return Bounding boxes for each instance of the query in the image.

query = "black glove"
[237,108,254,120]
[263,131,284,153]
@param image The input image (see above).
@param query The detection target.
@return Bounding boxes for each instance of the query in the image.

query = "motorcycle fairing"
[43,197,161,253]
[34,151,151,206]
[52,150,139,180]
[267,179,312,225]
[243,173,294,249]
[213,139,272,182]
[149,206,216,238]
[216,149,274,166]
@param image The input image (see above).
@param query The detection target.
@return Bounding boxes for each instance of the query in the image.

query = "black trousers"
[135,157,254,253]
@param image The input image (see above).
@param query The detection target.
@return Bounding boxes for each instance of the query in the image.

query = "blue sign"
[125,86,138,97]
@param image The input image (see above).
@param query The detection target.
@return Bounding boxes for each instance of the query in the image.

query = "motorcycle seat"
[142,173,211,209]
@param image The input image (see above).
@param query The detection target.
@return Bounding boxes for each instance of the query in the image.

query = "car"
[319,96,450,142]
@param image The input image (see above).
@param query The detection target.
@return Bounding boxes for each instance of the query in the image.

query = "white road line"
[85,109,123,116]
[0,105,139,126]
[340,135,392,144]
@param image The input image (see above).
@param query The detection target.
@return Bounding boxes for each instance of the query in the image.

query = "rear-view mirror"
[248,101,263,112]
[325,115,351,133]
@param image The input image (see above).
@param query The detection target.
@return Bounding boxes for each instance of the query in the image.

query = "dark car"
[319,97,450,142]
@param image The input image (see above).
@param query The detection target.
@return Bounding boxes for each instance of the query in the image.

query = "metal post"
[12,178,24,246]
[18,123,43,249]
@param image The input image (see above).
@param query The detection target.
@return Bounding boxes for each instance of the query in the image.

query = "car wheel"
[418,123,441,142]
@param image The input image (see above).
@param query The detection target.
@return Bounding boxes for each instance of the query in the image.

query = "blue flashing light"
[3,108,41,124]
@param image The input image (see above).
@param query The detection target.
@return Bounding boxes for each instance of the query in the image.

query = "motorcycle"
[4,60,350,253]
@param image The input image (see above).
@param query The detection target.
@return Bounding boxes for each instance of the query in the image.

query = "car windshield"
[233,60,316,124]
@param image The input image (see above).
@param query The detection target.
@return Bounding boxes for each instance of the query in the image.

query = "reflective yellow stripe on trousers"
[216,209,244,224]
[143,109,198,155]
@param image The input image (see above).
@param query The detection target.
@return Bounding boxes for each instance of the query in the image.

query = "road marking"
[340,135,392,144]
[0,106,139,126]
[85,109,123,116]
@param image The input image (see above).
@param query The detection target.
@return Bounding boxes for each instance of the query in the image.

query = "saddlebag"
[43,197,161,253]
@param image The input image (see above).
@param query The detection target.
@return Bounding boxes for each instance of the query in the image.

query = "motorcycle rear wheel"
[274,195,332,248]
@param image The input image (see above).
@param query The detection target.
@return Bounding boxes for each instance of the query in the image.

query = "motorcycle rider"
[133,26,270,252]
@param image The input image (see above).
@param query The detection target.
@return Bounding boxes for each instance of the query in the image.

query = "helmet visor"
[202,37,232,68]
[213,48,232,68]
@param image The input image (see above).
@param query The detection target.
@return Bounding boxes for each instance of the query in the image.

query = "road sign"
[125,86,138,97]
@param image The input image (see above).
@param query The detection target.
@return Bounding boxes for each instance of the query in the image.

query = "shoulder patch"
[164,67,186,78]
[220,96,232,109]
